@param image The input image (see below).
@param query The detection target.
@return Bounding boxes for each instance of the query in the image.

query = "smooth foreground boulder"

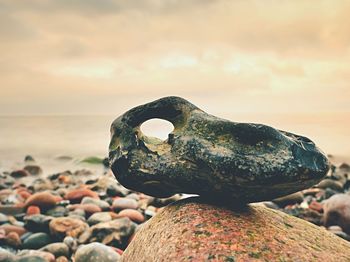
[109,96,329,202]
[121,198,350,262]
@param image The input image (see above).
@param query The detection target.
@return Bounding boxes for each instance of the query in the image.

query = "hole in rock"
[140,119,174,141]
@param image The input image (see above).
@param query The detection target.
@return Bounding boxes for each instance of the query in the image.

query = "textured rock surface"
[121,197,350,262]
[109,96,330,202]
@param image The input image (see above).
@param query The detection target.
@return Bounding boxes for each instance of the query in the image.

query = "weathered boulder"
[121,197,350,262]
[109,96,330,202]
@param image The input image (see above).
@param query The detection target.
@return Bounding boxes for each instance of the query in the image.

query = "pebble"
[65,188,99,203]
[118,209,145,223]
[63,236,78,252]
[24,155,35,162]
[49,217,89,240]
[145,209,156,219]
[74,242,120,262]
[68,204,102,216]
[81,197,110,211]
[106,183,128,197]
[0,176,15,190]
[17,250,55,262]
[0,205,25,216]
[24,165,43,175]
[27,205,41,215]
[0,213,9,224]
[0,224,27,236]
[45,206,68,217]
[40,242,70,258]
[31,178,54,192]
[87,212,112,225]
[18,191,32,200]
[16,256,48,262]
[24,214,53,233]
[273,192,304,207]
[10,169,30,178]
[79,218,136,248]
[22,232,52,249]
[25,192,58,209]
[56,256,69,262]
[125,193,140,201]
[317,179,343,192]
[0,247,16,262]
[68,209,86,220]
[112,198,138,211]
[5,231,21,247]
[323,194,350,234]
[308,201,323,213]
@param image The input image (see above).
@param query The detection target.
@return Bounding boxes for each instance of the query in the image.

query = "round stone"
[65,189,99,204]
[0,247,16,262]
[68,204,101,216]
[26,206,41,216]
[74,242,120,262]
[17,250,55,262]
[0,213,9,224]
[10,169,30,178]
[0,224,27,236]
[24,165,43,175]
[5,231,21,247]
[25,192,58,209]
[40,242,70,258]
[112,198,138,212]
[118,209,144,223]
[87,212,112,226]
[22,232,52,249]
[49,217,89,240]
[24,214,53,233]
[81,197,110,211]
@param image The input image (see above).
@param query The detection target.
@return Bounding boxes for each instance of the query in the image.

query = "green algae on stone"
[80,156,104,165]
[109,96,330,203]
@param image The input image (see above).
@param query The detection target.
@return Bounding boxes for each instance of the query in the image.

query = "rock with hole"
[109,96,330,203]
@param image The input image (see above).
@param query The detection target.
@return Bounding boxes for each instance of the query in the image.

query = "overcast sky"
[0,0,349,115]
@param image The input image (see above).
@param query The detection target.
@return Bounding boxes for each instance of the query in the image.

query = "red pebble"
[27,205,41,215]
[25,191,58,209]
[118,209,145,223]
[309,200,323,213]
[65,188,99,203]
[19,191,32,200]
[68,204,102,215]
[0,224,27,236]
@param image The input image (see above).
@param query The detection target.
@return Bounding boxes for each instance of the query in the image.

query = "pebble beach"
[0,154,349,261]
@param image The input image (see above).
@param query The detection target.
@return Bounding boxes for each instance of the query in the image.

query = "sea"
[0,113,349,172]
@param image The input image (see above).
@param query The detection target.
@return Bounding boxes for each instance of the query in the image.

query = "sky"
[0,0,350,116]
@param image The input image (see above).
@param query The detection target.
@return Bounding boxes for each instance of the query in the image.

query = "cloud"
[0,0,349,115]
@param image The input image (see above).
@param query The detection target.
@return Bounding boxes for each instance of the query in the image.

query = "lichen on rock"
[121,197,350,262]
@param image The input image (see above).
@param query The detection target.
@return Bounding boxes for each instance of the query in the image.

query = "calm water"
[0,113,349,170]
